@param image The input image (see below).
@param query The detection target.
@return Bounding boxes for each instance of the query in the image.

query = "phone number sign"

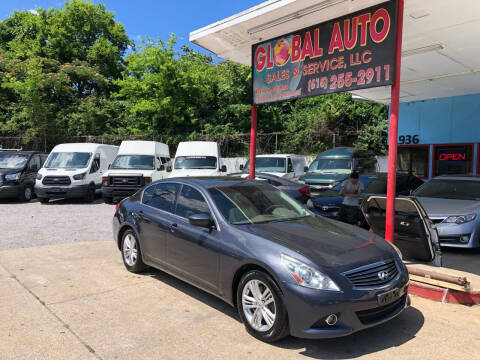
[252,0,398,105]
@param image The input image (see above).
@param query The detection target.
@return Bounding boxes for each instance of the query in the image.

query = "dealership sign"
[252,0,398,104]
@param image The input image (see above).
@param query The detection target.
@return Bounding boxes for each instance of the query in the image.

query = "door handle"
[400,221,410,227]
[170,223,178,232]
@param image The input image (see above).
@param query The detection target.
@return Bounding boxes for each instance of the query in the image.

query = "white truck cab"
[240,154,307,179]
[101,141,170,203]
[35,143,118,203]
[168,141,226,178]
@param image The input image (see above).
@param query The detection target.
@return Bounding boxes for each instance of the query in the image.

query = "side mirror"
[188,213,213,229]
[304,166,309,172]
[221,165,227,173]
[166,166,172,172]
[95,153,100,159]
[239,164,244,171]
[158,164,165,171]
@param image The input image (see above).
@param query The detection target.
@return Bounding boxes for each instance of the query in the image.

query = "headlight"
[5,172,21,181]
[328,181,340,189]
[73,173,86,180]
[390,243,403,260]
[36,173,43,180]
[280,254,340,291]
[443,214,476,224]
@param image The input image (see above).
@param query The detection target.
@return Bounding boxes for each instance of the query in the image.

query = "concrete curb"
[408,281,480,306]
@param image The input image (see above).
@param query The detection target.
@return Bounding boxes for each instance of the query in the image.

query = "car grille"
[42,176,71,186]
[343,260,399,288]
[109,176,143,187]
[356,294,406,325]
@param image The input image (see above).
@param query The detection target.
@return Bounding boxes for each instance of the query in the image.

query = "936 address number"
[398,134,419,145]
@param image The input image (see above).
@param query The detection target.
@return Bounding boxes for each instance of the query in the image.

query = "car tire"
[85,184,95,203]
[18,186,33,202]
[38,197,49,204]
[121,229,147,273]
[237,270,289,342]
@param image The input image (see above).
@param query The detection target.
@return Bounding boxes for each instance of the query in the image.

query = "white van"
[240,154,308,179]
[101,141,170,203]
[168,141,226,177]
[35,143,118,203]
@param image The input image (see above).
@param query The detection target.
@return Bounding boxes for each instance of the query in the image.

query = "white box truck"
[168,141,226,177]
[35,143,118,203]
[101,141,170,203]
[239,154,308,179]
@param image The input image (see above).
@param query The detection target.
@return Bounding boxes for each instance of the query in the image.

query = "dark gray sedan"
[113,177,409,342]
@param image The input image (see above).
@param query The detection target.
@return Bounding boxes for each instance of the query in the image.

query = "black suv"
[0,150,48,201]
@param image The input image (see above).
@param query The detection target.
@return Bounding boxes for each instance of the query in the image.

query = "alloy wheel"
[123,234,138,266]
[242,279,276,332]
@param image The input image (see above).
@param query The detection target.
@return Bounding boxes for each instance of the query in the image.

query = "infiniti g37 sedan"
[113,177,409,342]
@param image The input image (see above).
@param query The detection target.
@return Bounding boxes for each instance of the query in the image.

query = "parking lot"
[0,198,479,359]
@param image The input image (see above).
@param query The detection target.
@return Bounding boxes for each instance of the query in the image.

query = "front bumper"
[34,184,89,199]
[282,274,409,339]
[102,186,141,200]
[435,220,480,248]
[0,183,23,199]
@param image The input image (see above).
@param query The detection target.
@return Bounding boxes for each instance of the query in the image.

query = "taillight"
[115,203,120,212]
[299,185,310,197]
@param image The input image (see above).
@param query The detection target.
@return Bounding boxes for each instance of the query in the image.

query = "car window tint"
[142,185,155,205]
[149,183,179,213]
[176,185,210,218]
[29,155,41,170]
[209,188,249,224]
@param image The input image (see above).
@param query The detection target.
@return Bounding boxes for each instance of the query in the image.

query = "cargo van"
[35,143,118,203]
[101,141,170,203]
[240,154,307,179]
[168,141,226,177]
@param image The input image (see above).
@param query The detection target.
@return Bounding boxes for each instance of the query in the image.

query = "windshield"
[209,183,310,225]
[244,157,286,173]
[44,152,92,169]
[413,179,480,201]
[0,153,29,169]
[111,155,154,170]
[174,156,217,170]
[308,158,352,173]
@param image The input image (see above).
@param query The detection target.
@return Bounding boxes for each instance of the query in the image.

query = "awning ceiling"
[190,0,480,104]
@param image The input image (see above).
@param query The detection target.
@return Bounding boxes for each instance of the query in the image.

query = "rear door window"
[149,183,180,213]
[175,185,211,218]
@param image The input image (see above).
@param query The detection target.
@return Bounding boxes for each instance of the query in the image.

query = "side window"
[149,183,179,213]
[90,154,100,173]
[40,155,48,166]
[142,185,155,205]
[175,185,211,219]
[28,155,41,171]
[287,158,294,172]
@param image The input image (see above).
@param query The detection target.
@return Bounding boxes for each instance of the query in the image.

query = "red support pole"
[249,105,258,179]
[385,0,405,244]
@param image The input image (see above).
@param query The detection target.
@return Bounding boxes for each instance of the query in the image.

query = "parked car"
[412,176,480,248]
[299,147,376,196]
[168,141,227,177]
[309,173,424,225]
[0,150,48,201]
[35,143,118,203]
[240,154,307,179]
[113,177,410,342]
[102,141,171,203]
[228,172,311,204]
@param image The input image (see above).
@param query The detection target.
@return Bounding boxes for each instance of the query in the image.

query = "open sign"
[439,152,466,161]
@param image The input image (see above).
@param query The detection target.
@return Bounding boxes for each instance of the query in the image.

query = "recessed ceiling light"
[409,10,430,19]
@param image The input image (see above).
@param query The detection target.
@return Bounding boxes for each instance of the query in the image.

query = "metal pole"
[249,105,258,179]
[385,0,405,244]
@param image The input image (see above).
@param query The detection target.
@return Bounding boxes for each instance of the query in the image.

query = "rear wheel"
[18,186,33,202]
[121,230,147,273]
[237,270,289,342]
[85,184,95,203]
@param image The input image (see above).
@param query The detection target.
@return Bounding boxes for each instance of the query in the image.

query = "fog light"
[460,235,470,244]
[325,314,338,326]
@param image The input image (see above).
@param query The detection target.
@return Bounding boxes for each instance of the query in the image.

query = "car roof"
[0,150,43,155]
[163,176,264,188]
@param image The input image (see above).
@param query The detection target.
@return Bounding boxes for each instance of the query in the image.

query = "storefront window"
[434,145,473,176]
[398,146,429,178]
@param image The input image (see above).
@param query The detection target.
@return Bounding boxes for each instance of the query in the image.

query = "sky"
[0,0,262,58]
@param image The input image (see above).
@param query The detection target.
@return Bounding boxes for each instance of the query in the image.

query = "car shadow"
[141,268,424,357]
[441,247,480,276]
[274,306,424,359]
[143,268,240,322]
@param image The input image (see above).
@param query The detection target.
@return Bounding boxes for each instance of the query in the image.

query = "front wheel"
[121,230,147,273]
[18,186,33,202]
[85,185,95,203]
[237,270,289,342]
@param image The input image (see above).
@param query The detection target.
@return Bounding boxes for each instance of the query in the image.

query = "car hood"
[300,172,348,184]
[416,197,480,216]
[238,216,394,269]
[0,168,23,176]
[168,169,221,178]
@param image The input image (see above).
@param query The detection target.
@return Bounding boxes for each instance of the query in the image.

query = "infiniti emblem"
[378,271,389,280]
